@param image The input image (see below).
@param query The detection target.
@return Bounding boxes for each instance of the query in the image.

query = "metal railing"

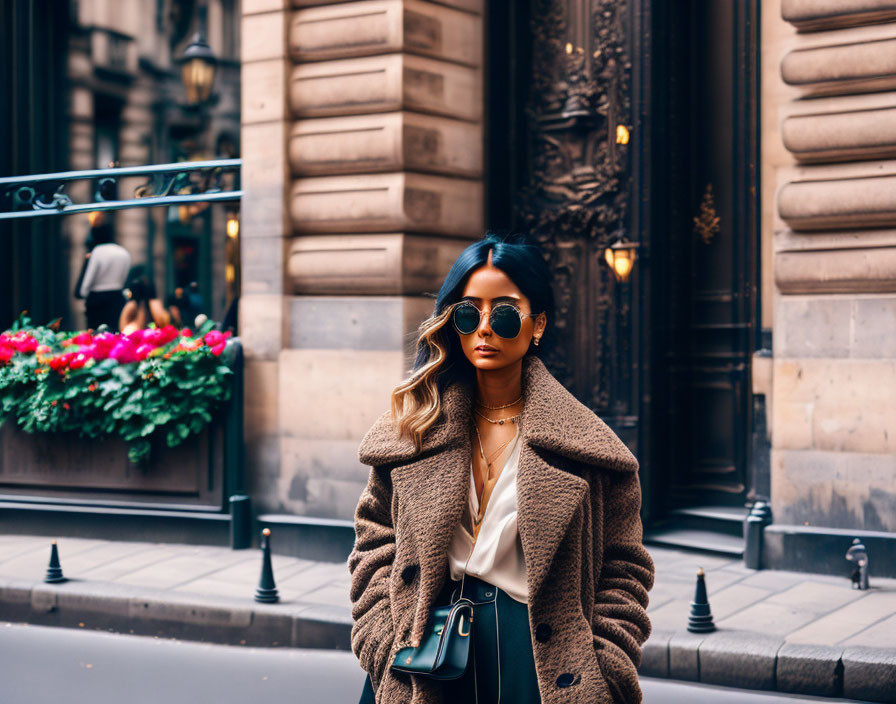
[0,158,241,220]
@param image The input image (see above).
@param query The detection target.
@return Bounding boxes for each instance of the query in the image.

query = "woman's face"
[455,250,547,371]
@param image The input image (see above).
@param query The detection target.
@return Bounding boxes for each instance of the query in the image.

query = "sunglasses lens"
[491,304,522,338]
[453,303,480,334]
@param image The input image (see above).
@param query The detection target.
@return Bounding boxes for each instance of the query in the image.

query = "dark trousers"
[360,574,541,703]
[85,289,125,331]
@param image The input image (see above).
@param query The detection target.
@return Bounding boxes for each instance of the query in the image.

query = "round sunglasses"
[450,301,537,339]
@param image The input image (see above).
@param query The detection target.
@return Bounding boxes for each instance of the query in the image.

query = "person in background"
[119,267,172,335]
[78,220,131,331]
[165,286,190,328]
[187,281,206,320]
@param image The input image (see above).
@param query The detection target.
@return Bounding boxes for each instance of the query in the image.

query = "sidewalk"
[0,534,893,701]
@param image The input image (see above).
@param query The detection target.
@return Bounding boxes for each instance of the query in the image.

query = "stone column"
[242,0,483,517]
[765,0,896,558]
[240,0,292,513]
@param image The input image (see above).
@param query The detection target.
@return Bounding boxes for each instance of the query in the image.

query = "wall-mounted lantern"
[226,209,239,239]
[603,237,639,283]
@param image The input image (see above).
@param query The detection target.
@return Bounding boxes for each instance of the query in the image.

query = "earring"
[533,336,541,346]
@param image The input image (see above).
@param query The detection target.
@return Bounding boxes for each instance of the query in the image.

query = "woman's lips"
[475,346,498,354]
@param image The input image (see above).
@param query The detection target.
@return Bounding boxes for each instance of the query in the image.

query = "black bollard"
[687,567,715,633]
[44,541,66,583]
[254,528,280,603]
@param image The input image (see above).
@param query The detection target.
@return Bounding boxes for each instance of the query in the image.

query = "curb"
[0,575,352,651]
[638,628,896,703]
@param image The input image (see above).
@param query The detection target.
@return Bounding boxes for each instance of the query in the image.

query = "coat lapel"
[357,354,639,639]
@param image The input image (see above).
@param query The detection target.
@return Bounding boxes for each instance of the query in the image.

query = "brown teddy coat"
[349,354,654,704]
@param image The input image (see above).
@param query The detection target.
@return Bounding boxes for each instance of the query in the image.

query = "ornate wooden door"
[485,0,760,516]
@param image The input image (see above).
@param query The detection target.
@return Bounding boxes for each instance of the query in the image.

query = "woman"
[349,233,654,704]
[78,222,131,331]
[118,269,172,335]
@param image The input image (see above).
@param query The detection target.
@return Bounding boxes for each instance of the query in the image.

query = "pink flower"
[93,333,117,352]
[135,344,154,361]
[210,342,226,357]
[125,329,145,346]
[0,347,13,364]
[142,328,164,346]
[72,331,93,346]
[110,342,138,364]
[203,330,225,348]
[180,328,193,338]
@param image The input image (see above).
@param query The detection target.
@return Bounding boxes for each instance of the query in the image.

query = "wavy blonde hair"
[389,305,463,452]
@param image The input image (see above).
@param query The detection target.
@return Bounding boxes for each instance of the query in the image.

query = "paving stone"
[644,598,690,632]
[776,642,845,697]
[295,581,352,608]
[704,584,773,621]
[842,646,896,703]
[735,568,810,592]
[841,613,896,649]
[698,631,782,691]
[766,580,861,615]
[717,601,819,636]
[785,592,896,646]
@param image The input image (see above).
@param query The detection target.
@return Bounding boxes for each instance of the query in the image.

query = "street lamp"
[178,6,217,105]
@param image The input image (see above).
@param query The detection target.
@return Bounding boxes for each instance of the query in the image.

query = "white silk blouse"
[446,425,529,604]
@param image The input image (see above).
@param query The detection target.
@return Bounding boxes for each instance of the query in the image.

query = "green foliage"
[0,317,235,465]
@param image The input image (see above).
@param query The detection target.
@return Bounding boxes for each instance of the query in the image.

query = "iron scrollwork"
[0,159,241,220]
[516,0,633,413]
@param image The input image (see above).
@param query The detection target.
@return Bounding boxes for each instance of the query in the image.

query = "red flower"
[160,325,178,344]
[73,331,93,346]
[180,328,193,338]
[0,347,12,364]
[63,403,70,410]
[210,342,226,357]
[69,353,89,370]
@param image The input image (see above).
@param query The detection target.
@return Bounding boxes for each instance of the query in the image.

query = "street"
[0,622,872,704]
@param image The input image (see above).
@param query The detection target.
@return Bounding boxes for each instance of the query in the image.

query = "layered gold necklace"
[470,397,522,539]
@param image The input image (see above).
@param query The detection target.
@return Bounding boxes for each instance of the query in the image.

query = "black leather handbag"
[390,596,475,679]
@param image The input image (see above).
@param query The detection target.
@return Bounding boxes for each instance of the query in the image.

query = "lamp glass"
[182,57,216,104]
[603,244,638,283]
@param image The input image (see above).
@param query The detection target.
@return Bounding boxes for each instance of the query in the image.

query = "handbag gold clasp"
[458,614,471,636]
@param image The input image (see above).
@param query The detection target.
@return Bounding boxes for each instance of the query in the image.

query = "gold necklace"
[475,394,522,410]
[474,408,521,426]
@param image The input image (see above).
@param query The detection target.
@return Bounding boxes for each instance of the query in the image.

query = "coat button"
[400,564,419,585]
[556,672,580,688]
[535,623,552,642]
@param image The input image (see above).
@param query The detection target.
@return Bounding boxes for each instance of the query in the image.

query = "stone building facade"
[239,0,896,575]
[758,0,896,571]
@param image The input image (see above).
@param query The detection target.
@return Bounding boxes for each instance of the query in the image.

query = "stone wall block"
[290,0,481,66]
[782,0,896,32]
[291,0,484,14]
[289,112,482,177]
[775,247,896,294]
[289,172,483,237]
[286,232,469,295]
[781,37,896,95]
[782,106,896,163]
[778,174,896,231]
[289,54,481,121]
[771,448,896,532]
[278,348,405,441]
[243,58,288,124]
